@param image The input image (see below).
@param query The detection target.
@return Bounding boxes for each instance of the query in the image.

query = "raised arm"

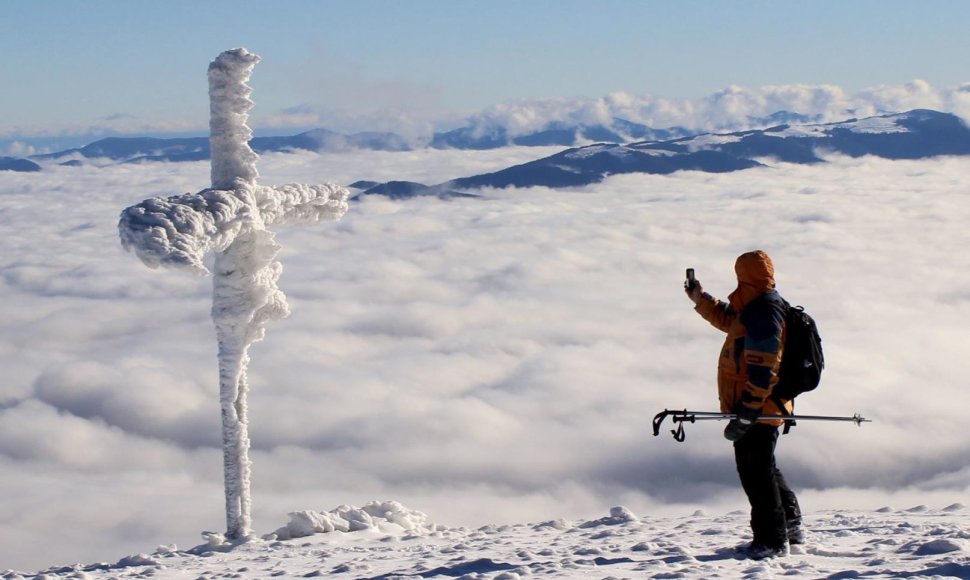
[689,285,737,334]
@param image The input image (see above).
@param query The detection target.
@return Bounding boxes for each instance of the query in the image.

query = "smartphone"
[685,268,696,289]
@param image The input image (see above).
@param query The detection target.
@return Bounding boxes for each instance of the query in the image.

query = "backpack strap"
[745,292,796,434]
[772,393,795,434]
[774,296,795,434]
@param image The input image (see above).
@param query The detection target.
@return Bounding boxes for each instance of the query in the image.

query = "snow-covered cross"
[118,48,349,540]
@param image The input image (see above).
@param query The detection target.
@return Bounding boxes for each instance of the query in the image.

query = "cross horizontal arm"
[119,187,253,274]
[256,183,350,226]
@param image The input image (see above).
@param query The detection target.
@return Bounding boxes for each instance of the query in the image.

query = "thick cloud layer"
[1,149,968,571]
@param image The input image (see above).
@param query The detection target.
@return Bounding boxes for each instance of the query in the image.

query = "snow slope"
[10,502,968,579]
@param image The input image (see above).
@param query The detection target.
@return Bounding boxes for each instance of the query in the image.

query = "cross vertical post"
[208,47,266,541]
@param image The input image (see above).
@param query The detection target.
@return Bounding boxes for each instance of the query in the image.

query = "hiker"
[684,250,802,558]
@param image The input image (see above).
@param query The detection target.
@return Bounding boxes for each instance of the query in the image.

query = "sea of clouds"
[1,147,968,572]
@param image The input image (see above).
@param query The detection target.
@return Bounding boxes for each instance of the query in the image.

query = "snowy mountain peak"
[426,108,970,191]
[430,117,691,150]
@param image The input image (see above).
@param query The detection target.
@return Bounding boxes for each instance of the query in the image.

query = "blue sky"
[2,0,970,144]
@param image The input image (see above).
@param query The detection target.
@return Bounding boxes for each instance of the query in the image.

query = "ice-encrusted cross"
[119,48,349,540]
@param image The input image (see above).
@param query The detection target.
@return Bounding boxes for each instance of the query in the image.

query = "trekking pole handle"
[652,409,696,440]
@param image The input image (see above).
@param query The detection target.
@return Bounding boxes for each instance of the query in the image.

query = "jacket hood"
[728,250,776,310]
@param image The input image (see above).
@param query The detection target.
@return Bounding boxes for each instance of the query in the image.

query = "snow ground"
[9,502,968,579]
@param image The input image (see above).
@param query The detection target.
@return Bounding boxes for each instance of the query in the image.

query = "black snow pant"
[734,423,801,548]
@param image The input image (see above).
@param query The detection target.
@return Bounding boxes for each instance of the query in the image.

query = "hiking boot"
[787,524,805,545]
[745,542,789,560]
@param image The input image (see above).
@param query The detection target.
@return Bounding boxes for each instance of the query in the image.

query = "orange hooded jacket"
[693,251,792,425]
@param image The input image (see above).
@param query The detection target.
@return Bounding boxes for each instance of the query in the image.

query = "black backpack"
[774,303,824,403]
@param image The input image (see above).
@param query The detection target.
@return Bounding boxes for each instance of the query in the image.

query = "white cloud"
[32,359,218,448]
[1,149,969,572]
[853,79,943,116]
[2,141,36,157]
[455,80,970,137]
[0,116,207,142]
[5,79,969,147]
[0,400,192,471]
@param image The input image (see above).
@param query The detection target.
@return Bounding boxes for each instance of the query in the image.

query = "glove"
[724,405,760,442]
[684,280,704,305]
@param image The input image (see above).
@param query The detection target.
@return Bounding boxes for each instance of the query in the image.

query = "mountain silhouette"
[354,109,970,196]
[430,118,691,149]
[0,156,42,172]
[28,119,693,164]
[13,110,969,185]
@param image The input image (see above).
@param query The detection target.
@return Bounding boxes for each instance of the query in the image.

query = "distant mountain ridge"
[27,129,412,166]
[349,181,479,201]
[430,118,692,149]
[0,157,41,172]
[4,110,969,185]
[9,117,695,169]
[350,109,970,197]
[2,110,864,170]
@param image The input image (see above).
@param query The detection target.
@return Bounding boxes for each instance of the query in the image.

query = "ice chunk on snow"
[579,506,638,528]
[270,501,436,541]
[115,553,158,567]
[532,518,573,531]
[609,506,638,522]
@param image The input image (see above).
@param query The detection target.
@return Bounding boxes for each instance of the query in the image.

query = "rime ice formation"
[118,48,349,540]
[269,501,437,541]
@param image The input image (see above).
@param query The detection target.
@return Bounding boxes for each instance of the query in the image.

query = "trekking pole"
[652,409,871,442]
